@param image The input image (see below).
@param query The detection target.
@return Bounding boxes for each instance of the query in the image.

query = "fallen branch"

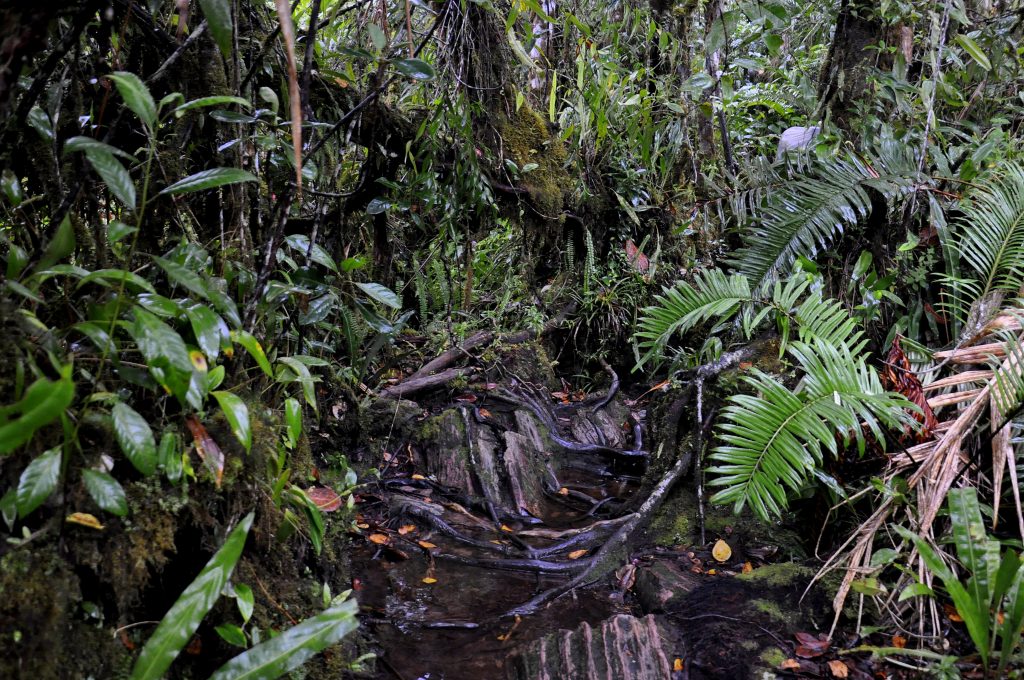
[379,367,476,399]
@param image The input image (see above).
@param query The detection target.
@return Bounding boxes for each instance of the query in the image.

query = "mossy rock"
[496,105,571,224]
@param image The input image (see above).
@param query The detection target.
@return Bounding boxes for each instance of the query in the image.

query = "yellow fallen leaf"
[356,522,370,529]
[66,513,104,530]
[780,659,800,670]
[411,473,426,480]
[827,659,849,678]
[712,539,732,562]
[742,561,753,574]
[398,524,416,535]
[368,533,390,544]
[707,568,716,575]
[557,487,569,495]
[418,540,437,549]
[500,524,514,533]
[422,577,437,584]
[567,549,588,560]
[673,658,684,672]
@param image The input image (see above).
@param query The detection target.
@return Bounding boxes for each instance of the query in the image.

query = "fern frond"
[771,276,866,356]
[634,269,752,369]
[734,151,921,293]
[941,163,1024,324]
[708,339,911,520]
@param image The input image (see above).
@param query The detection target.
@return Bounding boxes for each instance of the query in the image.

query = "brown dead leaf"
[66,513,104,530]
[625,239,650,274]
[185,415,225,489]
[398,524,416,535]
[944,603,963,622]
[417,540,437,549]
[185,635,202,655]
[356,522,370,529]
[557,487,569,495]
[455,393,477,403]
[742,561,753,574]
[827,659,849,678]
[794,631,830,658]
[478,408,492,418]
[368,533,390,545]
[615,562,638,591]
[305,486,342,512]
[892,634,907,648]
[567,549,588,560]
[780,659,801,670]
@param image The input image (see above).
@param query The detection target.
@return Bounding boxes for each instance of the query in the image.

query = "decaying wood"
[379,367,476,399]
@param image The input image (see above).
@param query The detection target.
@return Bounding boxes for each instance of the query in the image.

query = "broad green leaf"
[108,220,137,243]
[277,358,318,413]
[197,0,235,57]
[112,402,157,475]
[949,488,999,611]
[393,58,435,81]
[64,136,137,161]
[211,390,251,453]
[0,489,15,529]
[153,256,209,298]
[158,431,183,484]
[0,372,75,455]
[82,469,128,516]
[16,448,62,516]
[368,23,386,51]
[235,583,255,623]
[284,398,301,449]
[365,198,389,215]
[206,277,242,328]
[283,234,338,272]
[898,582,935,601]
[232,330,273,377]
[131,512,254,680]
[186,305,229,361]
[207,365,226,391]
[6,242,28,278]
[37,214,76,272]
[2,168,23,206]
[159,168,258,196]
[27,105,54,140]
[85,150,136,209]
[131,307,193,374]
[258,87,279,113]
[216,623,248,648]
[78,268,155,293]
[955,34,991,71]
[108,71,157,127]
[998,564,1024,674]
[135,293,185,319]
[207,599,358,680]
[355,281,401,309]
[174,95,251,117]
[764,33,783,54]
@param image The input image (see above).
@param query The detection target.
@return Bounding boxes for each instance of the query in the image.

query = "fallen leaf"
[305,486,342,512]
[455,393,477,403]
[742,561,753,574]
[615,562,638,591]
[368,533,390,545]
[707,569,716,575]
[567,549,588,560]
[557,487,569,495]
[356,522,370,529]
[66,513,105,530]
[673,658,684,672]
[944,603,963,622]
[422,576,437,584]
[185,635,202,655]
[500,524,514,533]
[185,415,225,489]
[712,539,732,562]
[780,659,800,670]
[827,659,849,678]
[892,634,907,648]
[794,631,830,658]
[398,524,416,535]
[478,408,492,418]
[417,540,437,549]
[411,473,427,480]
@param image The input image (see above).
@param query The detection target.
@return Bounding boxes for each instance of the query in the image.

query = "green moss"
[751,599,787,622]
[497,106,570,220]
[648,488,698,546]
[759,646,787,667]
[738,561,814,587]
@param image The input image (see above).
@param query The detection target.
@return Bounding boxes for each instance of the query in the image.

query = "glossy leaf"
[112,402,157,475]
[130,513,254,680]
[185,416,225,488]
[108,71,157,127]
[77,268,156,293]
[949,488,999,616]
[232,330,273,377]
[197,0,234,58]
[393,58,435,81]
[0,371,75,455]
[955,34,991,71]
[85,150,136,209]
[132,307,193,373]
[284,398,301,449]
[186,305,229,361]
[158,431,183,484]
[37,215,76,272]
[64,136,136,161]
[215,623,248,648]
[207,599,358,680]
[277,357,318,413]
[174,95,251,117]
[16,447,62,516]
[153,256,209,298]
[234,583,255,623]
[211,391,251,453]
[159,168,258,196]
[355,282,401,310]
[2,169,22,206]
[82,469,128,516]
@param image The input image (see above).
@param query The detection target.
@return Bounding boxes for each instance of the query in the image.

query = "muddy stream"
[349,352,831,680]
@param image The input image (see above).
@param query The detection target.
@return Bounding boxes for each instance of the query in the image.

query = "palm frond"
[707,339,911,521]
[771,276,866,355]
[733,150,921,293]
[940,163,1024,324]
[634,269,751,369]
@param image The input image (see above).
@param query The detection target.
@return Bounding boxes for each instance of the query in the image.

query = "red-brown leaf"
[305,486,342,512]
[625,239,650,274]
[185,415,225,488]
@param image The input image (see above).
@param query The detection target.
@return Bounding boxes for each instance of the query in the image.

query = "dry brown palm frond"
[812,314,1024,637]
